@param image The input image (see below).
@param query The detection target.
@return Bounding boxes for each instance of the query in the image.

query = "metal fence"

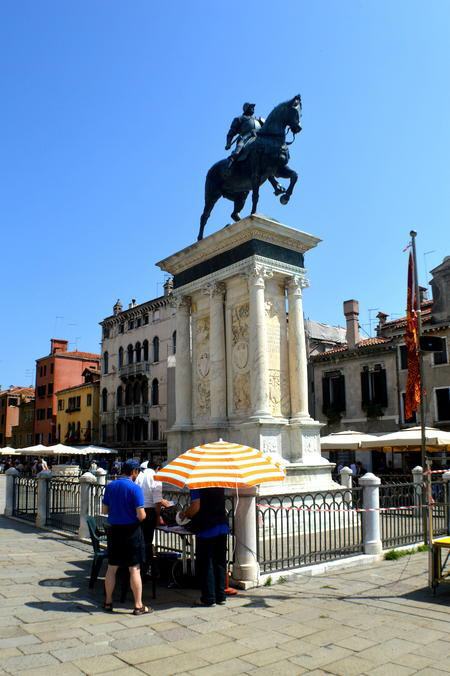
[256,488,364,574]
[12,476,38,522]
[46,478,80,534]
[89,482,108,530]
[380,479,449,548]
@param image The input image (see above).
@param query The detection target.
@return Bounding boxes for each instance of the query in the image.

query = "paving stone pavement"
[1,516,450,675]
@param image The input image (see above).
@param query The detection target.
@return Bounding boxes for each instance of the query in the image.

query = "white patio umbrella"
[360,426,450,452]
[320,430,379,451]
[0,446,18,456]
[77,445,118,455]
[46,443,79,455]
[17,444,50,454]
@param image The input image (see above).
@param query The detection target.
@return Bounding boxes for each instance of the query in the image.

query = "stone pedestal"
[158,214,336,491]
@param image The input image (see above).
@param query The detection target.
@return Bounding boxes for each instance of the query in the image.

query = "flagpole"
[410,230,433,584]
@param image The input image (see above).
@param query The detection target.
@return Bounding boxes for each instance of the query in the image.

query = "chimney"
[430,256,450,323]
[163,278,173,296]
[113,299,123,316]
[343,300,360,349]
[51,339,68,354]
[128,298,136,309]
[419,285,428,305]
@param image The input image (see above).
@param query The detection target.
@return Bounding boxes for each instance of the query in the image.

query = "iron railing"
[46,478,80,534]
[89,482,108,530]
[256,489,363,574]
[380,479,449,547]
[12,476,38,522]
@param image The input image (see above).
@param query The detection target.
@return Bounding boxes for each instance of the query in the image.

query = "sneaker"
[217,600,226,605]
[194,599,216,607]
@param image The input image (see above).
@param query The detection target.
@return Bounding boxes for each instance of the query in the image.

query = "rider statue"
[225,102,264,170]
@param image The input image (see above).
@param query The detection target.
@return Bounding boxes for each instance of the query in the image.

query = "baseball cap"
[123,459,140,473]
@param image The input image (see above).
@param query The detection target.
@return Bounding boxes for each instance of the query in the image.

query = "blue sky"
[1,1,449,387]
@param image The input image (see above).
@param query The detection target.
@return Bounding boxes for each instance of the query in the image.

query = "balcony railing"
[117,404,149,418]
[119,362,151,379]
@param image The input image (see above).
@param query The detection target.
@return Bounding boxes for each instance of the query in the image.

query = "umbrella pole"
[411,231,433,586]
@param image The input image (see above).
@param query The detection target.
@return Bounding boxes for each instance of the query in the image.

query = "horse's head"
[286,95,302,134]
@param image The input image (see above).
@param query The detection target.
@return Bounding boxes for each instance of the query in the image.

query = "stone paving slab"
[3,516,450,675]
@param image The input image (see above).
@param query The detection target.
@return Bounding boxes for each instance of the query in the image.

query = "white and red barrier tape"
[256,503,433,514]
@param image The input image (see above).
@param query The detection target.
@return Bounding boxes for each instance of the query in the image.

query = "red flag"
[404,251,421,419]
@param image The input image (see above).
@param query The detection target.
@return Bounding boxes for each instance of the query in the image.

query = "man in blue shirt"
[180,487,230,607]
[101,459,150,614]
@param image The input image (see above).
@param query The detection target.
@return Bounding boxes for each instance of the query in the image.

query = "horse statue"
[198,95,302,241]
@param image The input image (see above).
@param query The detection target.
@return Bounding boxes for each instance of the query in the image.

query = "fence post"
[359,473,382,555]
[340,466,353,489]
[412,466,423,506]
[36,470,52,528]
[79,471,97,540]
[443,471,450,534]
[95,468,107,486]
[4,468,20,516]
[231,488,259,589]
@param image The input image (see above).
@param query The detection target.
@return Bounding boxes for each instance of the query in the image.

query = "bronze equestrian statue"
[198,95,302,241]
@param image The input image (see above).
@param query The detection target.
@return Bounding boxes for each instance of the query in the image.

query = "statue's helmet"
[243,102,255,114]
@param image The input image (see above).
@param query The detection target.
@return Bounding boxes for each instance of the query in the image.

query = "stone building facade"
[0,387,35,447]
[99,285,176,460]
[311,256,450,470]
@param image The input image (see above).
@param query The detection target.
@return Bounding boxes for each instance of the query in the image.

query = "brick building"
[11,399,35,449]
[34,339,100,445]
[0,387,35,447]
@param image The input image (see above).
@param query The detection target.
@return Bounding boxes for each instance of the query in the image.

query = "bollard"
[79,471,97,540]
[412,466,423,507]
[95,468,107,486]
[4,468,20,516]
[36,470,52,528]
[359,473,382,555]
[339,466,353,489]
[230,487,259,588]
[443,471,450,535]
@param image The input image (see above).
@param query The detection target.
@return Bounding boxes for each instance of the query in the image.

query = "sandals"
[133,605,151,615]
[103,603,113,613]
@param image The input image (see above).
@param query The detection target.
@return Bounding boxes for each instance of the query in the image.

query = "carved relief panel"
[231,302,250,413]
[265,289,290,417]
[194,315,211,418]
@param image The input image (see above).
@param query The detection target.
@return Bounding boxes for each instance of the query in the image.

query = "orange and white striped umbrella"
[154,439,285,489]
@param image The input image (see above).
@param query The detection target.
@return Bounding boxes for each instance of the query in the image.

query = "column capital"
[286,274,309,293]
[173,294,191,312]
[202,281,226,299]
[246,262,273,288]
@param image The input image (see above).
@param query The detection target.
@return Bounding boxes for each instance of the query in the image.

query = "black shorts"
[107,523,145,568]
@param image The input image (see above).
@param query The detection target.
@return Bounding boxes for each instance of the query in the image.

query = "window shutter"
[361,370,370,408]
[336,374,346,412]
[374,369,388,407]
[322,376,331,413]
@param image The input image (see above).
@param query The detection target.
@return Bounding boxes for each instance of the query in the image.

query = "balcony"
[119,362,151,380]
[117,404,149,418]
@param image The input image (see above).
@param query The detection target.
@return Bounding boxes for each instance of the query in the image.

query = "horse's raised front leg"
[268,176,286,196]
[276,166,298,205]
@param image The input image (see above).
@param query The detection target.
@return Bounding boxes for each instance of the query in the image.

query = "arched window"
[151,378,159,406]
[125,383,133,406]
[143,339,149,361]
[141,380,148,404]
[142,421,148,441]
[118,347,124,367]
[76,421,81,440]
[134,418,142,442]
[116,419,123,442]
[127,344,134,364]
[85,420,92,442]
[172,330,177,354]
[116,386,123,407]
[133,381,141,405]
[102,388,108,412]
[103,351,109,374]
[153,336,160,362]
[135,342,141,363]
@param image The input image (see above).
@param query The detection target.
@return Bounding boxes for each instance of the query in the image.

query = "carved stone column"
[287,275,310,419]
[209,282,227,421]
[174,295,192,427]
[248,264,272,418]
